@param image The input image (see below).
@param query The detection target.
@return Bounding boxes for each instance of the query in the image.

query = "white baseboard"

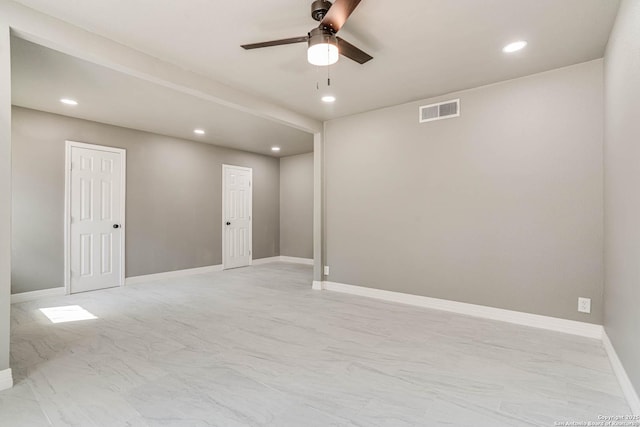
[279,256,314,265]
[11,287,66,304]
[251,256,281,265]
[312,280,323,290]
[0,368,12,391]
[321,281,603,340]
[603,331,640,415]
[253,256,314,266]
[125,265,223,285]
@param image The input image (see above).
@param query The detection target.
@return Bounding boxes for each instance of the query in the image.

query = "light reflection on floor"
[39,305,98,323]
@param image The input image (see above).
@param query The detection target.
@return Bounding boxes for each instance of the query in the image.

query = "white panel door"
[70,146,124,293]
[223,165,252,269]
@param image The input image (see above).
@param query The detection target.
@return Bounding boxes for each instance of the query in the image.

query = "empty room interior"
[0,0,639,425]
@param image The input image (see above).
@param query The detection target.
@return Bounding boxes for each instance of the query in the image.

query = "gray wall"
[324,60,604,323]
[11,107,280,294]
[280,152,313,259]
[603,0,640,395]
[0,22,11,372]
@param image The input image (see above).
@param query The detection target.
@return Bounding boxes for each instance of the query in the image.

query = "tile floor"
[0,262,631,426]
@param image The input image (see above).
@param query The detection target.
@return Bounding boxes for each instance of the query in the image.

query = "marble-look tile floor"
[0,263,631,426]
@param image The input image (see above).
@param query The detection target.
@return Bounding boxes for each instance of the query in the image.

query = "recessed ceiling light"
[60,98,78,106]
[194,129,205,135]
[271,146,281,152]
[502,41,527,53]
[322,95,336,103]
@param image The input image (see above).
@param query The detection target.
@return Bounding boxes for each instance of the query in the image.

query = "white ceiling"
[11,0,620,121]
[11,37,314,157]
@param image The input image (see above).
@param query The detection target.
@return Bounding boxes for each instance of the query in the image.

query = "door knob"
[226,222,231,226]
[113,224,120,229]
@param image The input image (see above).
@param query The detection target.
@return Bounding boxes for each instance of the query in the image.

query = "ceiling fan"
[241,0,373,66]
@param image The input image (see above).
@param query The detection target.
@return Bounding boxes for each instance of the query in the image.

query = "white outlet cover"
[323,266,330,276]
[578,297,591,314]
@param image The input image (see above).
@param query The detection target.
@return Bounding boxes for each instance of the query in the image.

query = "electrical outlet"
[323,265,330,276]
[578,297,591,314]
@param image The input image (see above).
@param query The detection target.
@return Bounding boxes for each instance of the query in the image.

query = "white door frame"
[64,140,127,295]
[222,164,253,270]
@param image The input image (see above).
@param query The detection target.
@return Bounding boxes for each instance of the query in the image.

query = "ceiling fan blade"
[320,0,362,33]
[241,36,308,50]
[337,37,373,64]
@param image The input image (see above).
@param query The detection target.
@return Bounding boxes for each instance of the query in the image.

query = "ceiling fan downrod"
[311,0,333,22]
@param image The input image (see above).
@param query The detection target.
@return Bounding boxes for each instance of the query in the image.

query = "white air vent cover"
[419,99,460,123]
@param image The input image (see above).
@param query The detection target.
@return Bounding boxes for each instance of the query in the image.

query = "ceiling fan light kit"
[241,0,373,66]
[307,28,339,66]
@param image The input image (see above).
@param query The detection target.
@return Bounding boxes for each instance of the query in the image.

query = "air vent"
[419,99,460,123]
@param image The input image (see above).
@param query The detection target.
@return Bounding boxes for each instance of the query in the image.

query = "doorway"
[65,141,126,294]
[222,164,252,269]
